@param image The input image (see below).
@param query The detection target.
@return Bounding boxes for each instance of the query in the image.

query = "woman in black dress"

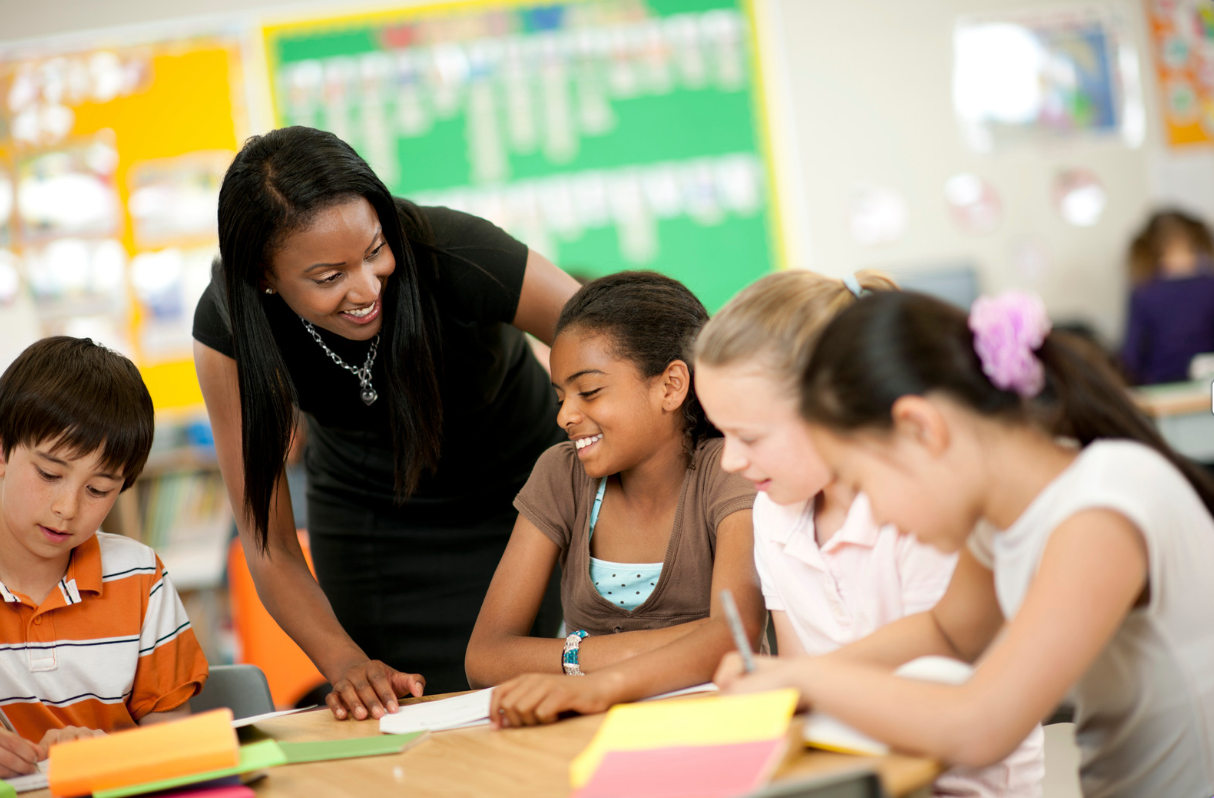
[193,127,577,719]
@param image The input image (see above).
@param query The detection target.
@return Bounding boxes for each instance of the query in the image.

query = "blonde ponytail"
[695,269,897,393]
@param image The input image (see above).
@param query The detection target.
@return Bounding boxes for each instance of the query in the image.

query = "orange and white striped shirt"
[0,532,209,741]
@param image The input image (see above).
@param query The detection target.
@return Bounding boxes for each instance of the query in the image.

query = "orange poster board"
[1147,0,1214,147]
[0,33,247,410]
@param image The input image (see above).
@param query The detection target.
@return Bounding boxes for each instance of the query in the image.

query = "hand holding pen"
[719,588,756,674]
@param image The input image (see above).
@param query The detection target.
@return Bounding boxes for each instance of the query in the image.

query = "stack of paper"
[89,735,426,798]
[45,708,426,798]
[571,689,799,798]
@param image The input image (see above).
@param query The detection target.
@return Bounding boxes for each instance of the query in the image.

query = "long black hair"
[216,126,444,550]
[555,271,718,464]
[801,291,1214,516]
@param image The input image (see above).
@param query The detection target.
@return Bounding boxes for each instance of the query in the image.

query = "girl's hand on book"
[327,659,426,721]
[39,726,105,749]
[490,673,615,728]
[0,729,46,777]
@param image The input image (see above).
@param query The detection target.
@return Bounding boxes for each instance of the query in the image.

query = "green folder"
[0,779,16,798]
[93,732,426,798]
[278,732,424,764]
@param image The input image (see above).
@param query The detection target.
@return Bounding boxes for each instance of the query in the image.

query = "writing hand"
[714,652,812,710]
[0,729,46,777]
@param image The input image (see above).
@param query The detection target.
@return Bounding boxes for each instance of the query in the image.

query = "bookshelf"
[103,418,235,665]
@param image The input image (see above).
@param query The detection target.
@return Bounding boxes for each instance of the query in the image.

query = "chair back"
[190,664,275,720]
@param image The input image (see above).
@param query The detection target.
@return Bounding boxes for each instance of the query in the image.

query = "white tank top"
[968,440,1214,798]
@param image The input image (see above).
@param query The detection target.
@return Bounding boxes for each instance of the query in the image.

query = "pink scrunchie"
[968,291,1052,397]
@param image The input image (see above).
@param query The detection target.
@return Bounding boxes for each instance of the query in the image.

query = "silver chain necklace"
[299,317,380,406]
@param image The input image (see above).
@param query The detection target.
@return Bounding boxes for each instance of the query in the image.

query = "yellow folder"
[570,689,799,788]
[48,709,239,798]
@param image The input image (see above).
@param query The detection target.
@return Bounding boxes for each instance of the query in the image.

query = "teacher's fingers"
[386,671,426,710]
[365,665,404,716]
[330,671,382,720]
[325,686,352,721]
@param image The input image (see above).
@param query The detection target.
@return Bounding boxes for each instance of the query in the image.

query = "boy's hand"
[0,729,46,777]
[327,659,425,721]
[40,727,106,750]
[490,673,615,728]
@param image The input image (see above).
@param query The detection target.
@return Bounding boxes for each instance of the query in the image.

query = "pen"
[719,588,756,674]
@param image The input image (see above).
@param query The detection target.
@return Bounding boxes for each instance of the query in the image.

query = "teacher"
[193,126,579,719]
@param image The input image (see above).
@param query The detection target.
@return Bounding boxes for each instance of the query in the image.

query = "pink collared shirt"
[754,492,1045,798]
[754,491,956,656]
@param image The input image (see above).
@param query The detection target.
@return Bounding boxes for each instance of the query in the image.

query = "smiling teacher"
[192,127,578,720]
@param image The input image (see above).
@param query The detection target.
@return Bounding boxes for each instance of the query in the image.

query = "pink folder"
[573,738,787,798]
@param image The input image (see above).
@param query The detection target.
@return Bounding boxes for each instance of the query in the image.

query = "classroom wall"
[767,0,1214,344]
[6,0,1214,345]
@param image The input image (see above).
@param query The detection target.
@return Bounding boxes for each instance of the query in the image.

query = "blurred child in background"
[1121,210,1214,384]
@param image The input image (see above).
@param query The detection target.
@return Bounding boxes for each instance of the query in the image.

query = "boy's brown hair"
[0,337,154,490]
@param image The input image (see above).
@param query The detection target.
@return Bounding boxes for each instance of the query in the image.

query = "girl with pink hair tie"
[715,290,1214,798]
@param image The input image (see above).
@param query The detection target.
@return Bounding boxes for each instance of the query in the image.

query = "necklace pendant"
[360,387,378,406]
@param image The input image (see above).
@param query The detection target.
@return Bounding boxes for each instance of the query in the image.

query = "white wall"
[5,0,1214,343]
[767,0,1214,343]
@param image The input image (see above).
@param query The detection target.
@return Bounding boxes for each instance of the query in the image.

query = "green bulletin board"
[264,0,780,310]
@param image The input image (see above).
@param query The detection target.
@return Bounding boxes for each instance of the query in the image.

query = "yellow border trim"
[742,0,790,273]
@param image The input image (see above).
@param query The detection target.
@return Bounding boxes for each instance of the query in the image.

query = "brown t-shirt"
[514,438,756,636]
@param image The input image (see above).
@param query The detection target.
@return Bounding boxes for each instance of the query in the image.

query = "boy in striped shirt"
[0,337,209,778]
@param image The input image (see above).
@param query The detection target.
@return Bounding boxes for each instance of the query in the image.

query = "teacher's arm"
[194,341,424,720]
[512,250,581,346]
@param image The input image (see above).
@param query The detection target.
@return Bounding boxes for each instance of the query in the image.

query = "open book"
[802,656,974,755]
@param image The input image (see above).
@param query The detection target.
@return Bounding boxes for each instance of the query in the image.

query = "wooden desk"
[25,697,939,798]
[1134,380,1214,462]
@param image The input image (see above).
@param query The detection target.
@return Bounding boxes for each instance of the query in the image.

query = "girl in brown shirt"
[465,272,761,727]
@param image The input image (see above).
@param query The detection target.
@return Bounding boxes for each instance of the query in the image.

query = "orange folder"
[48,709,239,798]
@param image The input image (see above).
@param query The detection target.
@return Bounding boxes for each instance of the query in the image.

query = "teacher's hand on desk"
[490,672,617,728]
[327,658,426,721]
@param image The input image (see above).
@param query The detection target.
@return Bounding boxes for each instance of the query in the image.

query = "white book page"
[3,762,50,793]
[379,689,495,735]
[642,682,718,701]
[232,705,317,729]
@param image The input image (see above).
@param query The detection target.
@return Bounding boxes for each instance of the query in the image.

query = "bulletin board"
[263,0,783,310]
[0,33,247,410]
[1147,0,1214,147]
